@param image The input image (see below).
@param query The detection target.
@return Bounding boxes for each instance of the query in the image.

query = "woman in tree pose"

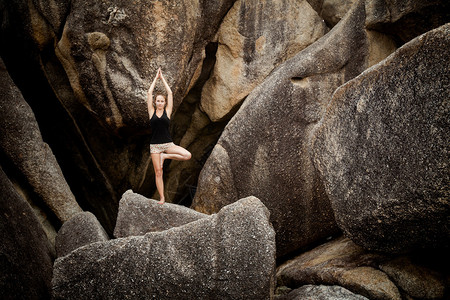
[147,68,191,204]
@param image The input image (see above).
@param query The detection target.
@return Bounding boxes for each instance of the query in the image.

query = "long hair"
[153,94,167,109]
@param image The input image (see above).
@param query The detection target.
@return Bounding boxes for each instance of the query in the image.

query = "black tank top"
[150,110,173,144]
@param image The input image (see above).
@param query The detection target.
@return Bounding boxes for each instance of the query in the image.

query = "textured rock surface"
[52,196,276,299]
[312,23,450,253]
[277,236,448,299]
[277,237,401,300]
[379,257,446,299]
[55,0,235,132]
[278,285,368,300]
[192,0,397,257]
[365,0,450,43]
[201,0,328,122]
[0,167,54,300]
[306,0,449,43]
[320,0,357,27]
[0,58,82,223]
[114,190,207,238]
[55,212,109,258]
[0,0,236,233]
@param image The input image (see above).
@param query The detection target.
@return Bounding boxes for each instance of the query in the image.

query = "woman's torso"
[150,110,173,144]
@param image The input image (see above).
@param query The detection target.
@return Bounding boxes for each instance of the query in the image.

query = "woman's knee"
[154,168,163,178]
[184,150,192,160]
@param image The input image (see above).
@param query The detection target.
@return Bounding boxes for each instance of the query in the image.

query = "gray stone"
[52,196,276,299]
[200,0,328,122]
[320,0,357,27]
[277,237,401,300]
[365,0,449,43]
[0,0,236,233]
[0,58,82,223]
[379,257,446,299]
[192,0,397,258]
[55,212,109,258]
[55,0,236,132]
[165,0,328,204]
[113,189,207,238]
[312,23,450,253]
[279,285,369,300]
[0,166,54,300]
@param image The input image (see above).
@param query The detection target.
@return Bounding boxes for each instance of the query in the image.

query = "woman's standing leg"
[151,153,165,204]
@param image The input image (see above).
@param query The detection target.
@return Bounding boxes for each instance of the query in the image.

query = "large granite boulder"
[0,0,235,233]
[200,0,328,122]
[0,58,82,223]
[114,190,207,238]
[192,0,397,257]
[278,285,368,300]
[55,0,236,133]
[0,167,54,300]
[52,196,276,299]
[318,0,357,27]
[55,212,109,258]
[312,23,450,253]
[277,237,447,299]
[365,0,450,43]
[277,237,400,300]
[162,0,328,204]
[379,257,447,299]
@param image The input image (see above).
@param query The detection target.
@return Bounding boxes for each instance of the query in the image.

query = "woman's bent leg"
[161,145,191,165]
[151,153,165,204]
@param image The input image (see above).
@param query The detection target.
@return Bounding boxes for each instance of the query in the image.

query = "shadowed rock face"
[192,0,398,258]
[276,237,447,299]
[365,0,450,44]
[0,167,54,300]
[114,190,207,238]
[163,0,329,205]
[0,0,236,232]
[0,58,82,223]
[55,212,109,258]
[277,237,401,300]
[279,285,368,300]
[52,197,276,300]
[306,0,450,43]
[200,0,328,122]
[55,0,236,133]
[312,24,450,253]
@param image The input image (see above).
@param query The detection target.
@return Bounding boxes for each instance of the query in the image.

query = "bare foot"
[158,199,165,205]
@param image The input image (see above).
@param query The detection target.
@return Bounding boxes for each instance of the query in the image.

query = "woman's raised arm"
[159,69,173,118]
[147,69,160,119]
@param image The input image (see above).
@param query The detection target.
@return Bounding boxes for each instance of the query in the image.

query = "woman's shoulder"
[164,109,171,119]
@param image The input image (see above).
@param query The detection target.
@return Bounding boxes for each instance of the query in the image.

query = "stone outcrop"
[192,0,397,257]
[0,58,82,223]
[52,197,276,299]
[55,0,236,133]
[55,212,109,258]
[162,0,329,204]
[277,237,447,300]
[0,167,54,300]
[277,237,400,300]
[114,190,207,238]
[379,257,447,299]
[312,23,450,253]
[0,0,236,233]
[200,0,328,122]
[318,0,357,27]
[365,0,450,43]
[278,285,368,300]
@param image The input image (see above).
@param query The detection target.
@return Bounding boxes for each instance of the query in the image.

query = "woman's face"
[155,95,166,109]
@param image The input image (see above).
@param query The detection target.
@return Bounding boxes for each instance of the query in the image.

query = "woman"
[147,68,191,204]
